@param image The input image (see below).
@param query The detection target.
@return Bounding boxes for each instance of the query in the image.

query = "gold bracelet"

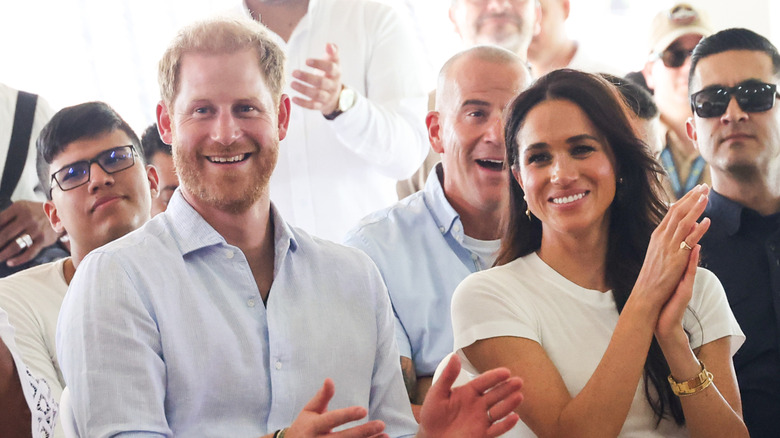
[667,360,714,397]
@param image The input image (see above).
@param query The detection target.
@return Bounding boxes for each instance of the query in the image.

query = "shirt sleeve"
[0,287,65,434]
[451,268,541,353]
[364,260,417,438]
[56,251,171,438]
[343,228,413,360]
[328,3,429,180]
[685,267,745,355]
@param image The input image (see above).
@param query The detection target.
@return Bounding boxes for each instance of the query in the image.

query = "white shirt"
[0,258,68,438]
[0,306,57,437]
[452,252,744,437]
[236,0,430,241]
[0,83,54,202]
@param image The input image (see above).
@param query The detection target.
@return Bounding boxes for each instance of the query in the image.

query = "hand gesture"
[0,200,60,267]
[285,378,388,438]
[417,354,523,438]
[291,43,343,115]
[655,243,700,346]
[632,184,711,315]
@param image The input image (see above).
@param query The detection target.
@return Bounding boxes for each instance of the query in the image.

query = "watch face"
[339,87,356,112]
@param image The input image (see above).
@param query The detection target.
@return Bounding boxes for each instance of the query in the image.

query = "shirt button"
[454,224,460,232]
[471,253,478,260]
[439,226,445,233]
[247,298,256,307]
[275,361,282,370]
[225,250,234,259]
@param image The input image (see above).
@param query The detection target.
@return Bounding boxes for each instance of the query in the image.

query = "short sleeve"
[451,267,540,353]
[685,267,745,355]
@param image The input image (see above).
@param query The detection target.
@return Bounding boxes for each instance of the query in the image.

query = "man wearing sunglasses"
[686,28,780,438]
[642,3,712,202]
[0,101,159,438]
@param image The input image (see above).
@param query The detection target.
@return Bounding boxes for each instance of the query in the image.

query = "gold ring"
[680,240,693,251]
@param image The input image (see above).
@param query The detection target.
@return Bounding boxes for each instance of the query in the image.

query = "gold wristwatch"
[324,85,356,120]
[667,360,714,396]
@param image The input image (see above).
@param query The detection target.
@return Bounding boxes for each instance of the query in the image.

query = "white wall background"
[1,0,777,134]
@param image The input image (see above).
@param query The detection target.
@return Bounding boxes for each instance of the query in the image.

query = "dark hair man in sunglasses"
[686,28,780,438]
[0,101,158,437]
[642,3,712,202]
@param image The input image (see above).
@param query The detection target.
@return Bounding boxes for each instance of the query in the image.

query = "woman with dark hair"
[450,70,748,437]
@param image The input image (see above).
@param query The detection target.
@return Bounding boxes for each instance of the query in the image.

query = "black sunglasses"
[50,145,137,193]
[655,48,693,68]
[690,80,779,118]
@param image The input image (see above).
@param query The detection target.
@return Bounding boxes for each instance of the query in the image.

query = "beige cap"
[648,3,712,55]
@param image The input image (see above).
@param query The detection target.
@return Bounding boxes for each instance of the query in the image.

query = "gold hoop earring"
[526,208,532,220]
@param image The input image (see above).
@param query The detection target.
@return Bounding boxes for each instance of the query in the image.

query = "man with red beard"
[56,17,524,438]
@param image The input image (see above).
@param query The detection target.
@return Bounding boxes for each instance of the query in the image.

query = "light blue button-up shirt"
[56,191,416,437]
[344,165,486,377]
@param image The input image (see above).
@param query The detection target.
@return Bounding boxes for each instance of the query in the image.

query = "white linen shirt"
[56,190,416,437]
[236,0,430,241]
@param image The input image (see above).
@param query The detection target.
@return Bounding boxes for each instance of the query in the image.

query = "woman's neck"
[537,225,610,292]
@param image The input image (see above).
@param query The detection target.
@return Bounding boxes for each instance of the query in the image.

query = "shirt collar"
[163,189,298,257]
[705,190,746,236]
[423,163,462,236]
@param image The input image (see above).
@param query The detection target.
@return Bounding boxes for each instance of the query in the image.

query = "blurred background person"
[141,124,177,216]
[0,83,66,276]
[526,0,622,77]
[641,3,712,201]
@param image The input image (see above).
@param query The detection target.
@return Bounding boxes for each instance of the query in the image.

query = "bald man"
[346,45,532,416]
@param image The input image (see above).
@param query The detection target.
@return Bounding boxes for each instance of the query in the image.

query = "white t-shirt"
[0,258,68,438]
[0,306,57,437]
[452,252,744,437]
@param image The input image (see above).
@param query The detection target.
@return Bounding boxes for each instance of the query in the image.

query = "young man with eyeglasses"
[686,28,780,438]
[0,101,158,438]
[642,3,712,202]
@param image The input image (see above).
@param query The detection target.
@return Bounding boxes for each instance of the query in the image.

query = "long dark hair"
[498,69,683,426]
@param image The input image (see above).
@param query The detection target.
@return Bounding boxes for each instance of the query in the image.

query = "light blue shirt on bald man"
[344,164,498,379]
[57,190,416,437]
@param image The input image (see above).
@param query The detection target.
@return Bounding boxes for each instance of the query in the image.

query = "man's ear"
[532,1,542,36]
[145,164,160,200]
[156,101,174,145]
[448,6,461,37]
[686,117,699,152]
[43,201,65,235]
[642,62,655,92]
[561,0,571,20]
[427,111,445,154]
[277,94,292,141]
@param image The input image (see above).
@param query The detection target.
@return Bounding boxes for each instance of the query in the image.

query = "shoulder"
[293,225,380,272]
[453,257,533,306]
[344,191,430,249]
[0,259,67,303]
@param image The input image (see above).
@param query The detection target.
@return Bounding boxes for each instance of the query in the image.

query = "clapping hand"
[291,43,343,115]
[417,354,524,438]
